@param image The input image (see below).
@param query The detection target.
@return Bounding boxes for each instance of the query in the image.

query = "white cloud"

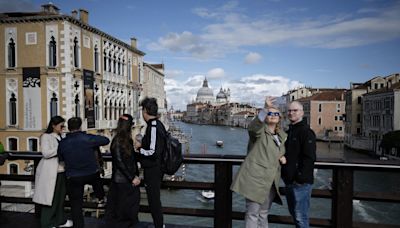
[165,69,184,78]
[207,68,225,79]
[244,52,262,64]
[165,73,303,110]
[150,1,400,59]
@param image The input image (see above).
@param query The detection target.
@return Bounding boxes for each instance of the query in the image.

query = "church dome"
[196,78,214,103]
[216,88,227,99]
[197,87,214,97]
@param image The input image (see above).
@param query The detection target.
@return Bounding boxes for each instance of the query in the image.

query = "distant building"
[196,78,214,104]
[215,87,230,105]
[0,3,145,192]
[362,81,400,157]
[185,79,255,127]
[142,63,167,124]
[297,90,346,140]
[344,73,400,155]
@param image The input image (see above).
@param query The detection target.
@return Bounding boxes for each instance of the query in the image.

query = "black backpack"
[161,132,183,175]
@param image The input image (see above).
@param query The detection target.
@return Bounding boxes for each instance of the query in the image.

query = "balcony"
[0,152,399,227]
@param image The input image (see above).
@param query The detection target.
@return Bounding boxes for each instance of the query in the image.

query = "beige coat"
[32,133,63,206]
[231,117,287,204]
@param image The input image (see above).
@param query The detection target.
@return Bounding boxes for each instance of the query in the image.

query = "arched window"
[94,45,99,72]
[9,163,18,175]
[109,100,113,120]
[122,58,125,76]
[95,97,99,121]
[8,38,16,68]
[75,94,80,117]
[28,138,38,152]
[117,57,121,75]
[127,59,131,80]
[113,54,116,74]
[114,101,118,119]
[73,37,79,68]
[49,36,56,67]
[8,138,18,151]
[9,93,17,125]
[104,99,108,120]
[103,50,107,71]
[50,93,58,117]
[108,53,112,72]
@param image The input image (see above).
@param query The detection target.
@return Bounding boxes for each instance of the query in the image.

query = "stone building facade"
[0,3,145,190]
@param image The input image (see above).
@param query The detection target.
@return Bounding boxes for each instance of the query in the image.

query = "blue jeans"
[285,183,312,228]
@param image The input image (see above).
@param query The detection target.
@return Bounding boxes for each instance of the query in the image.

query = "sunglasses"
[267,112,280,116]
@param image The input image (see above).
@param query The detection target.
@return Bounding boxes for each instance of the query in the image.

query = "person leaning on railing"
[32,116,73,228]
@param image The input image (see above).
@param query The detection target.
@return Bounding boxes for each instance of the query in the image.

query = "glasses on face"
[288,109,299,113]
[267,111,280,116]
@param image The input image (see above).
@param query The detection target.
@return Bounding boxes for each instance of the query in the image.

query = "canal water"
[139,121,400,227]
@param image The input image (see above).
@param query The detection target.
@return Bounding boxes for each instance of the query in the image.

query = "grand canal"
[140,121,400,227]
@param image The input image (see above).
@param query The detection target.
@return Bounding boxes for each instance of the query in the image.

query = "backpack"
[161,132,183,175]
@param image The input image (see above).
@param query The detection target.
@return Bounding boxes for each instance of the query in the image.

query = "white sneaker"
[58,219,73,227]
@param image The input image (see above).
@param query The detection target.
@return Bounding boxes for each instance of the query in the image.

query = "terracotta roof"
[297,90,345,101]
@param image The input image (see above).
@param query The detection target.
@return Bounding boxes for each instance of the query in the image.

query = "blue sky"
[2,0,400,110]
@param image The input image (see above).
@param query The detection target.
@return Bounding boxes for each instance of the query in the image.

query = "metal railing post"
[331,166,353,228]
[214,162,232,228]
[33,159,40,217]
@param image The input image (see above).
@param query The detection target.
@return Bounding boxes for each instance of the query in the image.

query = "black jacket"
[110,139,139,183]
[138,118,167,169]
[282,119,316,185]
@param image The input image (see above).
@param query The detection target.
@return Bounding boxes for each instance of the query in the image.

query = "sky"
[1,0,400,110]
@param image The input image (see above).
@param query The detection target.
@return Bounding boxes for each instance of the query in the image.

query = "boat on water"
[201,190,215,199]
[216,140,224,147]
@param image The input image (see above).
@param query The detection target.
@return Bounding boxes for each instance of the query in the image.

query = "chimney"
[131,37,137,48]
[71,10,78,19]
[79,9,89,24]
[41,3,60,14]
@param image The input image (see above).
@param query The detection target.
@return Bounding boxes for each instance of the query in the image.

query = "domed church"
[196,78,215,104]
[216,87,230,104]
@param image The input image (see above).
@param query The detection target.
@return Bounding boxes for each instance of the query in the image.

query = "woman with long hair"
[105,114,141,227]
[231,97,287,228]
[33,116,72,228]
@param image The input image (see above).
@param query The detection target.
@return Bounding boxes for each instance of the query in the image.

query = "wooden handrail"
[1,151,399,228]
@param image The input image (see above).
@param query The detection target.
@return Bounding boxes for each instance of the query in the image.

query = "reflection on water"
[141,121,400,227]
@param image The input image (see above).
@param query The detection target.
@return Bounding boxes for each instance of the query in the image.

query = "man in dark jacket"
[135,97,167,228]
[58,117,110,228]
[282,101,316,228]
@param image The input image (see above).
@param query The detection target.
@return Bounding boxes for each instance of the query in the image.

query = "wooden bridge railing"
[1,152,400,227]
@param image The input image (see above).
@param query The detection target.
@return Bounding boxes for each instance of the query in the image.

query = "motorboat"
[216,140,224,147]
[201,190,215,199]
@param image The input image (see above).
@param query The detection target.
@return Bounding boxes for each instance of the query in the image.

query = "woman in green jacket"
[231,101,287,228]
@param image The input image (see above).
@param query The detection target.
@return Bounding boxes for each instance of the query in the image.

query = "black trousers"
[144,166,164,228]
[66,172,105,228]
[105,182,140,227]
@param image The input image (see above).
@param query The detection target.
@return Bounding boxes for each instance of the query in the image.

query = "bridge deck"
[0,211,206,228]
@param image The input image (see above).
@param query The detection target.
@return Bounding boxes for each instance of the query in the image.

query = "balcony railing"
[1,152,400,227]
